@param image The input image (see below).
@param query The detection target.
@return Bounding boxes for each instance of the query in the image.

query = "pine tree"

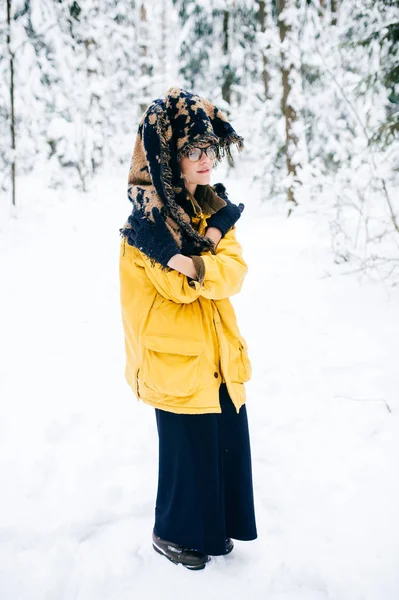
[171,0,215,92]
[1,0,78,199]
[352,0,399,146]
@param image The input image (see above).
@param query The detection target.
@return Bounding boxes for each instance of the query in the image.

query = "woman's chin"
[195,172,211,185]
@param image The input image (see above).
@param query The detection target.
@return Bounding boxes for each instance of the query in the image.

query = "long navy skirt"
[153,383,257,556]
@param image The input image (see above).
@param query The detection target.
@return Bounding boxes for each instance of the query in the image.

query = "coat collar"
[187,185,227,217]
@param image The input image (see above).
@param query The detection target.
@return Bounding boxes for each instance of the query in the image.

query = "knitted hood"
[120,86,244,259]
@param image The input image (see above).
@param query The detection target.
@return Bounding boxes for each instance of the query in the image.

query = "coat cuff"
[188,255,206,286]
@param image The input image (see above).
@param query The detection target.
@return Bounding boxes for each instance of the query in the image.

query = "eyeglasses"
[187,145,218,162]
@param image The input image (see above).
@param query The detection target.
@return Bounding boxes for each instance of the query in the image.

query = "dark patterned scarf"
[119,86,244,264]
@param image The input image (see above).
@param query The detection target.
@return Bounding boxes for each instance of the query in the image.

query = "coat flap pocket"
[143,334,204,356]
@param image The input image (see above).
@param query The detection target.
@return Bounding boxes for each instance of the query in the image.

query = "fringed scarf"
[119,86,244,267]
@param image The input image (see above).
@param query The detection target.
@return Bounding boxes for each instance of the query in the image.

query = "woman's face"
[179,145,215,189]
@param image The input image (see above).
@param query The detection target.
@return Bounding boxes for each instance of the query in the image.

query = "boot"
[224,538,234,555]
[152,531,209,570]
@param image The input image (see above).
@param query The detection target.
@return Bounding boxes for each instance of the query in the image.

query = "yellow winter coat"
[119,192,252,415]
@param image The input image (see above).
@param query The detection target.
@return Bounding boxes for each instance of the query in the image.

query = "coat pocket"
[237,337,252,382]
[141,334,204,397]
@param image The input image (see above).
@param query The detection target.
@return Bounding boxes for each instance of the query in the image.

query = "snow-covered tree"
[1,0,77,199]
[1,0,398,282]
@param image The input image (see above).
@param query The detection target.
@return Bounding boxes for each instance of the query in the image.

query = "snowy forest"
[2,0,399,283]
[1,3,399,599]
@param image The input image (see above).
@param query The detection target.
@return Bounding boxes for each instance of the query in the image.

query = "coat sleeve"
[133,225,248,304]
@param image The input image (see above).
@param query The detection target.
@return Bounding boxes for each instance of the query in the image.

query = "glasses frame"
[186,144,218,162]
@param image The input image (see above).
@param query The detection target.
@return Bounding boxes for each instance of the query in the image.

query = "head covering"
[120,86,244,261]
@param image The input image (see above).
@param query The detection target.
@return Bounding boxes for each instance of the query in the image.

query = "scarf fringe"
[155,106,215,254]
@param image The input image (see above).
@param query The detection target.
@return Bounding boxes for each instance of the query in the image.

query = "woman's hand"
[205,201,245,237]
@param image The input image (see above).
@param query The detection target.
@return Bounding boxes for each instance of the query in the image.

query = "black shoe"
[224,538,234,555]
[152,531,209,570]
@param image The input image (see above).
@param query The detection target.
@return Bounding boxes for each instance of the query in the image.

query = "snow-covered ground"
[1,166,398,600]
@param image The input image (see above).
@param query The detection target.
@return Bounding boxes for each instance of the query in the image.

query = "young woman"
[119,87,257,570]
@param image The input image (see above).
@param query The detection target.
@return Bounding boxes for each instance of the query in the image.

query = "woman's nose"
[199,152,211,166]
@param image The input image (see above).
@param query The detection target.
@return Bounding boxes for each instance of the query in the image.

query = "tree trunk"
[221,9,233,105]
[7,0,16,206]
[318,0,326,19]
[276,0,298,206]
[331,0,339,26]
[257,0,270,100]
[139,3,149,114]
[160,0,167,87]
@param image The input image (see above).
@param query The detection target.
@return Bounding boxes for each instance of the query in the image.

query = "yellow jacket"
[119,210,252,414]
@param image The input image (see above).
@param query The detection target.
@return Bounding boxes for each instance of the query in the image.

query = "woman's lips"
[197,168,210,174]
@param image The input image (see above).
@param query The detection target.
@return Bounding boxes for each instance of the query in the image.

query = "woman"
[119,87,257,570]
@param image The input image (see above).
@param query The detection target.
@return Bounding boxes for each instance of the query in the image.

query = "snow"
[0,166,399,599]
